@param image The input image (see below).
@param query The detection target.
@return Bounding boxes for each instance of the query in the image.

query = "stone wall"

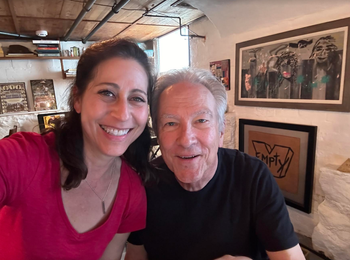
[312,166,350,260]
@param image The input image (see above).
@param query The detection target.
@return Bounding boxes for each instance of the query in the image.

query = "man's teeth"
[101,126,129,136]
[180,155,196,159]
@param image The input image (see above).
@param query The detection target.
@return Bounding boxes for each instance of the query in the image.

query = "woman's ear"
[72,86,82,114]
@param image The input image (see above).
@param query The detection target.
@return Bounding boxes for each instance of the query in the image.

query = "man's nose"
[111,98,130,121]
[177,124,196,148]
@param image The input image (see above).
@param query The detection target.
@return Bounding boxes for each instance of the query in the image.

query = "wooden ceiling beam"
[6,0,20,35]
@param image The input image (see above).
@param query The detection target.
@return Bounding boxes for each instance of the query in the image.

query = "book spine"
[37,53,61,57]
[32,40,60,44]
[37,47,59,50]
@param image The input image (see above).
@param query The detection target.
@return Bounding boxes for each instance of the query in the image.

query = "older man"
[125,69,305,260]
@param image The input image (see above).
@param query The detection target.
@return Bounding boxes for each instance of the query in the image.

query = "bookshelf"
[0,56,79,79]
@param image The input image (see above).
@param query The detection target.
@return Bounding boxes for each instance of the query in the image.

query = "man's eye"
[98,90,114,97]
[197,119,208,123]
[165,122,175,126]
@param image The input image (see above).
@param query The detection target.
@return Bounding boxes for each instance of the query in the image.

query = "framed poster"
[239,119,317,213]
[0,82,29,114]
[37,112,68,132]
[210,59,230,90]
[235,17,350,111]
[30,79,57,111]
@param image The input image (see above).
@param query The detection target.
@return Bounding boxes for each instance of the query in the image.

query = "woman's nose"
[111,98,130,121]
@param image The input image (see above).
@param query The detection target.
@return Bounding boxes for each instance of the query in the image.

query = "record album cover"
[0,82,29,114]
[30,79,57,111]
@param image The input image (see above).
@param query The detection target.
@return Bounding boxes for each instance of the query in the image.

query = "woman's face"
[74,57,149,161]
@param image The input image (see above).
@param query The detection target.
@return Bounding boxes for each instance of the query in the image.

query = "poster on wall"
[239,119,317,213]
[0,82,29,114]
[210,59,230,91]
[30,79,57,111]
[235,17,350,111]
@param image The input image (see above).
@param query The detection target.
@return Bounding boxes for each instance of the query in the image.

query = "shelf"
[0,56,79,60]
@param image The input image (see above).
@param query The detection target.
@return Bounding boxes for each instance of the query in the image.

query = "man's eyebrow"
[96,82,147,96]
[193,109,213,117]
[160,110,213,120]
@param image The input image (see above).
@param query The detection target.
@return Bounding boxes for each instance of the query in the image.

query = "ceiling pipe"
[144,14,205,39]
[82,0,130,43]
[62,0,97,41]
[0,31,38,39]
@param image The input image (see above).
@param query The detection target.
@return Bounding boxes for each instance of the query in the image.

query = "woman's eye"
[98,90,114,97]
[130,96,146,103]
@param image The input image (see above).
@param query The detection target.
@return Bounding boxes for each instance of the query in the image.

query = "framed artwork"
[30,79,57,111]
[37,112,68,132]
[0,82,29,114]
[239,119,317,213]
[210,59,230,90]
[235,17,350,111]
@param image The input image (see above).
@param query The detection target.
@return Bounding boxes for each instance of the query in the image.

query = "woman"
[0,38,155,260]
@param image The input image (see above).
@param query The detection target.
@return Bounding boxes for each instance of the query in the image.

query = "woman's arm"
[99,233,130,260]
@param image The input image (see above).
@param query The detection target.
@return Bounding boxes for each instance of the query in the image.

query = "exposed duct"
[82,0,130,43]
[62,0,97,41]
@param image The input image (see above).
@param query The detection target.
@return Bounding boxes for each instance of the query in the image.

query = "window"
[158,27,189,73]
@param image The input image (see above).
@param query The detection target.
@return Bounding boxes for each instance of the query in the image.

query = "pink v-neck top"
[0,132,146,260]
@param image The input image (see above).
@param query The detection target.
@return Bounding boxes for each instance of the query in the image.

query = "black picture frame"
[235,17,350,112]
[37,112,68,132]
[239,119,317,213]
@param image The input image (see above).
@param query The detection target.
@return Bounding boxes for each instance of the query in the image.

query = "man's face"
[157,81,224,191]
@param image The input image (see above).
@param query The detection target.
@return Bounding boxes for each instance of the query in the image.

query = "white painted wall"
[0,41,92,138]
[189,3,350,238]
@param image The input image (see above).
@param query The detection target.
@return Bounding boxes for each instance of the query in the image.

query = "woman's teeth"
[101,125,129,136]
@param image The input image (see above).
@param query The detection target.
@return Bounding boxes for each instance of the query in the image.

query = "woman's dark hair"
[49,38,155,190]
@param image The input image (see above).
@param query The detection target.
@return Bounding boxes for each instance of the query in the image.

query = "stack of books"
[32,40,60,57]
[64,69,76,78]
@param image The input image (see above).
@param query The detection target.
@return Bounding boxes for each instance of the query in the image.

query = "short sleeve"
[127,229,144,245]
[253,162,299,251]
[0,132,45,207]
[117,164,147,233]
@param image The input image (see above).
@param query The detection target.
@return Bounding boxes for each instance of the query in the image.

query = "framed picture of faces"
[235,17,350,112]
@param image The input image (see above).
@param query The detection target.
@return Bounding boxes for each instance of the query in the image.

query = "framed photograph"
[30,79,57,111]
[37,112,68,132]
[210,59,230,90]
[235,17,350,111]
[0,82,29,114]
[239,119,317,213]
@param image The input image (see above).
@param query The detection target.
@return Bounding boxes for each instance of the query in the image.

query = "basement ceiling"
[0,0,205,42]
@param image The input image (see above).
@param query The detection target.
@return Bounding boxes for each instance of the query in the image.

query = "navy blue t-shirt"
[128,148,298,260]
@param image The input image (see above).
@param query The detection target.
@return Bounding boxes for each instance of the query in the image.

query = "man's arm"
[125,243,148,260]
[266,244,305,260]
[99,233,130,260]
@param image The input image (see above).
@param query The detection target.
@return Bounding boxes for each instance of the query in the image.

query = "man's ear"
[219,119,226,147]
[73,86,82,114]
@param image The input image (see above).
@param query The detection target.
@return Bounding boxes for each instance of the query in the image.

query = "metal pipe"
[144,14,205,39]
[0,30,38,39]
[82,0,130,43]
[62,0,96,41]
